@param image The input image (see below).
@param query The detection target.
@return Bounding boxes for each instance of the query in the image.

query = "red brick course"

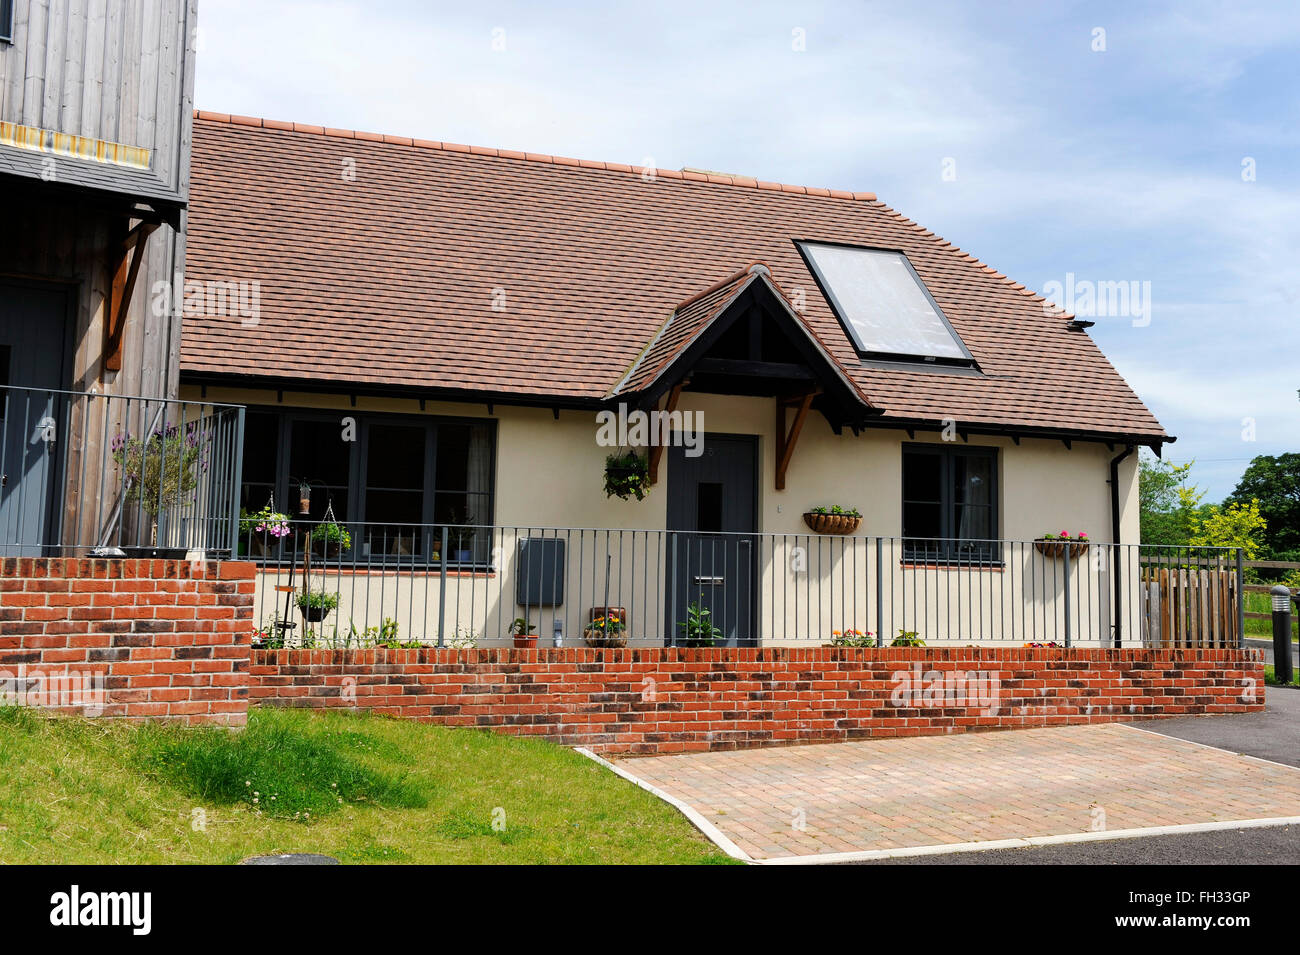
[0,559,255,726]
[248,646,1265,754]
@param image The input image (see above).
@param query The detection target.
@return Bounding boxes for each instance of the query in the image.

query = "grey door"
[665,434,757,646]
[0,282,70,554]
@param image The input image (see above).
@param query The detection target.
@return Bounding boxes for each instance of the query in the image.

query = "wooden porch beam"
[775,391,815,491]
[104,220,159,373]
[647,381,684,485]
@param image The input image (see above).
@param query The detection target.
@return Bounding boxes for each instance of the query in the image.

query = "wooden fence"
[1140,566,1241,648]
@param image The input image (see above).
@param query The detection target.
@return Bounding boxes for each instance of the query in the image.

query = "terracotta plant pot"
[512,634,538,649]
[1034,539,1089,559]
[802,512,862,535]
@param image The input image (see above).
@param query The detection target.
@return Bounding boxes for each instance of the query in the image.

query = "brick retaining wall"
[0,559,254,726]
[249,646,1265,753]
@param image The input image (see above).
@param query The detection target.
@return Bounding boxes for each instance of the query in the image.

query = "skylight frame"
[794,240,978,368]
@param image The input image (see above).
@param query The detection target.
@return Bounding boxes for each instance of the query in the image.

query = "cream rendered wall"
[183,385,1141,646]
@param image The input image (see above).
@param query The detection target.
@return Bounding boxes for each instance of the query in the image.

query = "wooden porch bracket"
[775,391,816,491]
[104,220,159,372]
[647,381,685,485]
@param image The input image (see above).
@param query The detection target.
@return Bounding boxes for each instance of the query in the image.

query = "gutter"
[1109,444,1135,647]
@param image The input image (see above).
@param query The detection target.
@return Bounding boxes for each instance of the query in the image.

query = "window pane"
[953,455,992,507]
[291,419,350,486]
[435,422,493,494]
[800,243,969,360]
[954,503,992,540]
[289,418,349,521]
[367,424,425,491]
[903,501,942,540]
[902,451,942,503]
[365,489,423,525]
[696,482,723,532]
[239,411,279,511]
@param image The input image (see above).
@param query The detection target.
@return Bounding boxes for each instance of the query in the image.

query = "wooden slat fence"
[1141,565,1240,648]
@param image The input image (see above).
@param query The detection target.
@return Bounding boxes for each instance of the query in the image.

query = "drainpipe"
[1108,445,1135,648]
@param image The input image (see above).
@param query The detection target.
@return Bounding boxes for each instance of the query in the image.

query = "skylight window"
[796,242,974,366]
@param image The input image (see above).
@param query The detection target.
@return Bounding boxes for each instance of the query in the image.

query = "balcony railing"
[241,521,1246,651]
[0,386,245,556]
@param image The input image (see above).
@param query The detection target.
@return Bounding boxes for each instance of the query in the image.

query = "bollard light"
[552,617,564,648]
[1273,585,1295,686]
[1271,585,1292,612]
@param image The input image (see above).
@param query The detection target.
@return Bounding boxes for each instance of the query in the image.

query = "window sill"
[255,563,497,578]
[900,561,1005,572]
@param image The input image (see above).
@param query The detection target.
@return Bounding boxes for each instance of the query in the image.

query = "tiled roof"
[182,112,1169,443]
[615,269,756,395]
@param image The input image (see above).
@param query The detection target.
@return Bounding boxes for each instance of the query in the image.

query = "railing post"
[1062,543,1072,647]
[875,536,884,648]
[228,406,245,557]
[437,526,449,647]
[1236,548,1246,649]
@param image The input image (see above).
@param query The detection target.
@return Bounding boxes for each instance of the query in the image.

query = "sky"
[194,0,1300,499]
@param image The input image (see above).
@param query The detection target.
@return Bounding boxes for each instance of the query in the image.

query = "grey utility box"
[516,537,566,607]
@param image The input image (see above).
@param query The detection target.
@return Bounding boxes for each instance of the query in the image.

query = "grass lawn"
[0,706,736,865]
[1244,591,1298,641]
[1265,665,1300,688]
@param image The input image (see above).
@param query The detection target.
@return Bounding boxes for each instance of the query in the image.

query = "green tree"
[1188,498,1268,558]
[1226,453,1300,559]
[1139,452,1201,545]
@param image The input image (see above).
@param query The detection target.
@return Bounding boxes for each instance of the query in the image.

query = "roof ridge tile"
[191,109,877,202]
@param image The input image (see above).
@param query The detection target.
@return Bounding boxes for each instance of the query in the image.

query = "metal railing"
[241,521,1246,651]
[0,385,245,556]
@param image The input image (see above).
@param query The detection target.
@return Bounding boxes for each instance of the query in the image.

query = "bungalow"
[172,112,1204,650]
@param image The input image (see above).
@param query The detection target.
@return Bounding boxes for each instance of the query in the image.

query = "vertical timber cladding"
[0,1,199,545]
[0,0,198,396]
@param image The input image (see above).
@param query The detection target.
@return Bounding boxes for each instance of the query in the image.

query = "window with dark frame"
[901,444,999,563]
[238,409,496,564]
[795,240,977,368]
[0,1,12,44]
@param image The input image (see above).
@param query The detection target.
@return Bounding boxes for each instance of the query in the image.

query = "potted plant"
[239,500,291,556]
[891,629,926,647]
[509,617,538,649]
[677,597,723,647]
[584,611,627,648]
[604,450,650,501]
[830,628,875,647]
[445,508,477,562]
[1034,530,1089,559]
[296,589,338,623]
[310,519,352,559]
[802,505,862,535]
[111,421,206,555]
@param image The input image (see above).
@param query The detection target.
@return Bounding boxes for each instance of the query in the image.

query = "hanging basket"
[1034,539,1089,559]
[803,512,862,535]
[604,451,650,501]
[309,501,351,559]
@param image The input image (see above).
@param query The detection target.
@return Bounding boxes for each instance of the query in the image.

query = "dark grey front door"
[0,282,70,554]
[666,434,757,646]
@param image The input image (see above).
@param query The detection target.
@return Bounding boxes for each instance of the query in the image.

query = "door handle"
[693,575,724,585]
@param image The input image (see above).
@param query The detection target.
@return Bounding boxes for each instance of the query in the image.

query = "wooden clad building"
[0,1,201,551]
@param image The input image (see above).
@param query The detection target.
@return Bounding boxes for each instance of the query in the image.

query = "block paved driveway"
[620,723,1300,860]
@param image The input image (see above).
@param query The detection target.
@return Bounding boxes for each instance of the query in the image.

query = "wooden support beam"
[648,382,684,485]
[103,221,159,372]
[694,357,814,379]
[775,392,815,491]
